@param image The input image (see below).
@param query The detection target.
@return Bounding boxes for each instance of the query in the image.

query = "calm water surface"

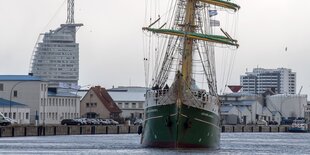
[0,133,309,154]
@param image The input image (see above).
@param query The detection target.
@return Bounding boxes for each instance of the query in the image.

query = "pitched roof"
[237,106,250,112]
[107,86,147,102]
[0,75,41,81]
[224,100,256,106]
[220,106,235,113]
[0,98,28,107]
[91,86,122,113]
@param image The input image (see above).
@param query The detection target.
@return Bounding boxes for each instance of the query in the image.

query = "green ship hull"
[141,103,220,149]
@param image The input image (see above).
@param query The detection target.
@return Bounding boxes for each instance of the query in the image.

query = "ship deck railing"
[147,89,211,103]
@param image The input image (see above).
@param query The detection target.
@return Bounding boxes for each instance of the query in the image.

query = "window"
[118,103,123,108]
[26,113,29,119]
[86,103,89,107]
[125,103,129,108]
[13,90,18,97]
[0,83,3,91]
[132,103,136,108]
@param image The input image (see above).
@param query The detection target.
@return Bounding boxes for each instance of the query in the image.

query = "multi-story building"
[0,75,80,125]
[107,86,147,120]
[240,68,296,94]
[30,23,83,88]
[29,0,83,89]
[45,89,80,124]
[0,75,48,124]
[25,1,82,124]
[220,93,265,125]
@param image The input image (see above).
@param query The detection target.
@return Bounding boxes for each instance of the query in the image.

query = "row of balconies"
[40,43,77,48]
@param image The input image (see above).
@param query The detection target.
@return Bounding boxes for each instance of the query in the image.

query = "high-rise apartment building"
[240,68,296,94]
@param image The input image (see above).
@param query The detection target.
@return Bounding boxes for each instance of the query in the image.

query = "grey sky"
[0,0,310,96]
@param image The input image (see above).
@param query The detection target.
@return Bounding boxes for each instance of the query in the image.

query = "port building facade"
[0,75,47,124]
[240,68,296,94]
[0,75,80,125]
[107,86,146,122]
[0,98,30,124]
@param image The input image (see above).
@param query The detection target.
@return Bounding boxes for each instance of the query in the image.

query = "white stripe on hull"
[145,115,163,121]
[194,118,220,129]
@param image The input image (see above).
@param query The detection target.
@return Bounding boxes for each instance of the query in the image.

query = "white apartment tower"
[240,68,296,94]
[30,0,83,88]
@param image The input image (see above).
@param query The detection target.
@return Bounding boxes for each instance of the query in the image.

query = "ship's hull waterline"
[141,103,220,149]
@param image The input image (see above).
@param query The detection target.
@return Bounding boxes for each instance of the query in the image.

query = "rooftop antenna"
[66,0,75,24]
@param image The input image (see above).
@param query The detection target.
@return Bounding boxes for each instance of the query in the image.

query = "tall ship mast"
[141,0,240,148]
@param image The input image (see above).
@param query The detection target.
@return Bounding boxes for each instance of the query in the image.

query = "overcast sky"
[0,0,310,96]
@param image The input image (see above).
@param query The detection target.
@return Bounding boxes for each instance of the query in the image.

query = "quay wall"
[221,125,290,133]
[0,125,292,137]
[0,125,139,138]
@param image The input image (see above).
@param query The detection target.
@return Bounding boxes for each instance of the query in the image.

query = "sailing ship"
[141,0,240,148]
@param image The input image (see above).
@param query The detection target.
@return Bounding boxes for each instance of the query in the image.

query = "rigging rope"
[42,0,67,32]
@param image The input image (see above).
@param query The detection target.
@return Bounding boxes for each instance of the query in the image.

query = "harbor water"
[0,133,310,154]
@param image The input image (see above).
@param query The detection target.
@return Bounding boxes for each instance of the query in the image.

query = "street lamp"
[9,81,26,119]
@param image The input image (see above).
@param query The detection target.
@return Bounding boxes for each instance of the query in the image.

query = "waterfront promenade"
[0,125,293,138]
